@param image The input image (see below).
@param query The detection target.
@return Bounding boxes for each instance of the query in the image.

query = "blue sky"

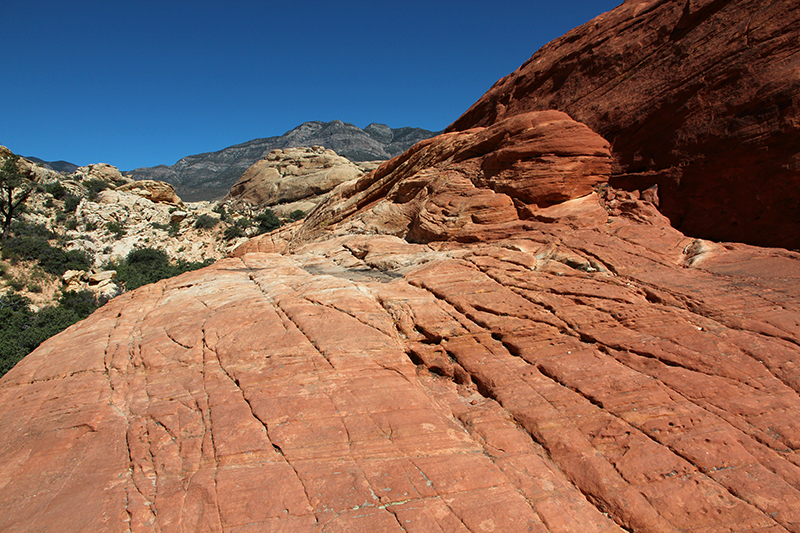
[1,1,620,171]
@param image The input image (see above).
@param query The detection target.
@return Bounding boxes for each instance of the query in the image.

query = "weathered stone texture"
[3,176,800,531]
[2,1,800,531]
[449,0,800,249]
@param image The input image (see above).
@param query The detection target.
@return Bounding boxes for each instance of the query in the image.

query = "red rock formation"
[233,110,612,253]
[3,182,800,531]
[449,0,800,249]
[3,3,800,532]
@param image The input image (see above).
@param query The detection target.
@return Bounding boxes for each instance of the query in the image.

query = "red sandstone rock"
[3,2,800,531]
[232,110,611,255]
[2,182,800,531]
[449,0,800,249]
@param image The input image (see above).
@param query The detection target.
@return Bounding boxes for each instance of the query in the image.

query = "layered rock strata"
[449,0,800,249]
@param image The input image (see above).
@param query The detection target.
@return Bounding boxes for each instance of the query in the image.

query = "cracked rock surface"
[2,198,800,532]
[2,108,800,532]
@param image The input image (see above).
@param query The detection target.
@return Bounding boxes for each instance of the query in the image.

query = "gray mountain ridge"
[126,120,439,202]
[24,157,79,174]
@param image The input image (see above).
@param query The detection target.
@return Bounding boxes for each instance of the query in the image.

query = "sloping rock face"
[3,107,800,532]
[448,0,800,249]
[260,110,612,249]
[223,146,363,216]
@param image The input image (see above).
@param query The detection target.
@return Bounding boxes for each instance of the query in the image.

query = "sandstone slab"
[3,180,800,531]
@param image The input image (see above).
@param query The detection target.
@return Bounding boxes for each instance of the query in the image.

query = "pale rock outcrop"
[116,180,184,206]
[61,269,120,300]
[68,188,232,267]
[223,146,363,214]
[71,163,131,185]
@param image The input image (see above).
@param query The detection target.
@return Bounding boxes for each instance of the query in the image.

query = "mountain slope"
[126,120,438,201]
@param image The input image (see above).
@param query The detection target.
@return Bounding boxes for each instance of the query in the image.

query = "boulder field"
[2,1,800,532]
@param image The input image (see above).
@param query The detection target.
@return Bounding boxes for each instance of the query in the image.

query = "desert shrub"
[108,247,212,292]
[150,222,170,231]
[254,209,281,235]
[6,278,25,291]
[1,236,91,276]
[63,195,81,213]
[212,204,227,221]
[84,179,109,200]
[287,209,306,222]
[45,182,69,200]
[84,221,97,232]
[235,217,251,228]
[223,225,244,240]
[10,220,55,240]
[64,218,78,231]
[37,247,92,276]
[2,236,51,262]
[194,214,219,230]
[0,290,101,377]
[106,221,125,238]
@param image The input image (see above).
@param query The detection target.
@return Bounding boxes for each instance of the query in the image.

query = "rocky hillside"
[2,1,800,532]
[126,120,438,202]
[0,147,335,374]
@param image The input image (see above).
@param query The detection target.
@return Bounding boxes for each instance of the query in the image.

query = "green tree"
[0,155,36,240]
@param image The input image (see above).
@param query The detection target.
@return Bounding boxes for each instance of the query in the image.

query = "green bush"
[212,203,227,221]
[2,236,51,262]
[10,220,55,240]
[106,221,125,238]
[0,290,101,377]
[223,225,244,240]
[1,235,91,276]
[45,182,68,200]
[254,209,281,235]
[107,247,213,292]
[287,209,306,222]
[194,214,219,230]
[38,247,92,276]
[6,278,25,291]
[64,218,78,231]
[84,179,109,201]
[63,195,81,213]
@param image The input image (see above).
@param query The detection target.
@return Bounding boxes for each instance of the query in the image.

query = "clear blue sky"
[1,1,620,171]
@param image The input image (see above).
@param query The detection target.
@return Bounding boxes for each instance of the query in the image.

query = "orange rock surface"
[2,2,800,531]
